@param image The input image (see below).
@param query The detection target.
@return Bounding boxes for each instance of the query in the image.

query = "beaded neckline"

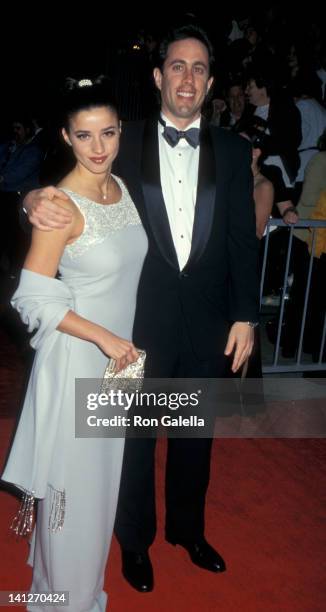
[60,174,124,207]
[62,188,122,208]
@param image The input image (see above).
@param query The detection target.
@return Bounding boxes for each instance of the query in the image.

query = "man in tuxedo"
[23,24,259,593]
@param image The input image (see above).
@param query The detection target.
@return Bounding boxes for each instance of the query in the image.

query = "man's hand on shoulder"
[23,186,72,231]
[224,322,255,373]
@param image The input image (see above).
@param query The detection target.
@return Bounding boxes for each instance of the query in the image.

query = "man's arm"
[277,200,298,224]
[224,322,255,373]
[261,163,298,225]
[225,138,260,372]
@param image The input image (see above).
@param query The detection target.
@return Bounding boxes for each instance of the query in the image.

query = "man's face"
[228,86,245,118]
[245,27,258,47]
[13,122,28,144]
[153,38,213,128]
[245,79,267,107]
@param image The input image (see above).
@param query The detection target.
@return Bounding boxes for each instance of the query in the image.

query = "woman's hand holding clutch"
[98,329,139,373]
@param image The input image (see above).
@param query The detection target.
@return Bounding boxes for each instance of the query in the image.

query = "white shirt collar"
[160,113,201,131]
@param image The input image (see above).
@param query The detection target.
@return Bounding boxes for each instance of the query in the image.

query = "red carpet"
[1,327,326,611]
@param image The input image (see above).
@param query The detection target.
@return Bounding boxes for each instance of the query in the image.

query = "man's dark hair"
[155,24,215,75]
[245,68,275,97]
[225,80,246,97]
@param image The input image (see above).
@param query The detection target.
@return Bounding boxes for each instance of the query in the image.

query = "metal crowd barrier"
[260,219,326,373]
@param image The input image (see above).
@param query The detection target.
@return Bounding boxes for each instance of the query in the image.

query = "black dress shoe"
[166,536,226,573]
[121,550,154,592]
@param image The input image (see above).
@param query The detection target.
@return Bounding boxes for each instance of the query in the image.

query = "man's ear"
[62,128,72,146]
[153,67,163,91]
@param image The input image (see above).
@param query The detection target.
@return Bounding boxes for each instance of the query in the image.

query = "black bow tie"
[159,117,200,149]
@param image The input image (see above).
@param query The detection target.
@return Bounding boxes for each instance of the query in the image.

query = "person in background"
[281,129,326,358]
[245,69,302,202]
[0,114,43,275]
[210,81,254,132]
[239,129,274,379]
[241,130,274,239]
[291,72,326,201]
[316,43,326,106]
[0,115,43,193]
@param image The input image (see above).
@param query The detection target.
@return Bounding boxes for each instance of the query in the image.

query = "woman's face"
[251,146,262,170]
[245,27,258,47]
[62,106,120,174]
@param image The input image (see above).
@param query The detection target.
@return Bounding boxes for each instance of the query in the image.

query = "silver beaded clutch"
[101,349,146,394]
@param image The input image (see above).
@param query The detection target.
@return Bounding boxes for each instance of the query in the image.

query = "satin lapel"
[141,117,179,270]
[185,119,216,270]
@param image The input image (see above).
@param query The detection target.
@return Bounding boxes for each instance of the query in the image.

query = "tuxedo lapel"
[185,119,216,270]
[141,116,179,270]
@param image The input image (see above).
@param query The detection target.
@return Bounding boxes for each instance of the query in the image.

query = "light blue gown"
[2,176,147,611]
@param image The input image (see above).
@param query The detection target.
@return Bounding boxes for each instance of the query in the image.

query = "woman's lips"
[89,156,108,164]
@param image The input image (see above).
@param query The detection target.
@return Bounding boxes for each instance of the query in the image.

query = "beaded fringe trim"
[10,487,66,537]
[48,486,66,533]
[11,490,35,537]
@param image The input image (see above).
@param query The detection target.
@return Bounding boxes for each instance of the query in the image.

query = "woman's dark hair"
[242,126,268,163]
[155,24,215,75]
[60,76,118,131]
[251,132,267,152]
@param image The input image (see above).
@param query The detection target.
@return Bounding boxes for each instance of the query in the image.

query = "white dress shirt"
[158,114,200,270]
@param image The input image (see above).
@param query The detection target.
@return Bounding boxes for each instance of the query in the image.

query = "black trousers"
[114,320,229,552]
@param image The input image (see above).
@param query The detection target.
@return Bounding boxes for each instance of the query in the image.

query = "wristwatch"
[245,321,259,328]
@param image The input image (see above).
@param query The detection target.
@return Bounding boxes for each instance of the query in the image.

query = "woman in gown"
[1,77,147,611]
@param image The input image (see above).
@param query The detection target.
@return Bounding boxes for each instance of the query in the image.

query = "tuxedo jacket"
[114,116,259,361]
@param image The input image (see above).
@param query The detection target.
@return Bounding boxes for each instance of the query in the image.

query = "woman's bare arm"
[23,198,138,370]
[254,179,274,239]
